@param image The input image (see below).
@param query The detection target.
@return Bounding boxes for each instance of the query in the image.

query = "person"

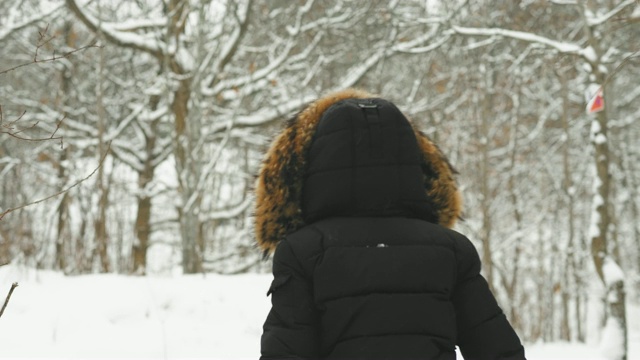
[255,89,525,360]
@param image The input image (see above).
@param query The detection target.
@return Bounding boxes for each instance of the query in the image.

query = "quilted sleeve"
[452,235,526,360]
[260,239,320,359]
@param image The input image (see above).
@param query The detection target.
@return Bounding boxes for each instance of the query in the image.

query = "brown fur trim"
[413,130,463,228]
[255,89,462,253]
[255,89,373,253]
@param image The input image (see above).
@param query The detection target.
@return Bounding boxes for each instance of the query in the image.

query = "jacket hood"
[255,89,462,254]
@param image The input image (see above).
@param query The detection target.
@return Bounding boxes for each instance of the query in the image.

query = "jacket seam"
[311,120,414,141]
[305,162,420,178]
[335,331,453,346]
[321,242,454,251]
[459,309,505,336]
[320,291,450,304]
[281,239,311,281]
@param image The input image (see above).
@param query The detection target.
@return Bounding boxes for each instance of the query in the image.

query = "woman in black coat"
[255,89,526,360]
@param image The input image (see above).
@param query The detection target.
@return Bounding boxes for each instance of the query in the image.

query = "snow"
[591,120,602,136]
[451,26,583,55]
[585,84,602,103]
[110,18,166,32]
[0,2,64,42]
[594,133,607,144]
[602,257,625,286]
[175,48,195,73]
[600,317,625,360]
[104,29,162,54]
[70,0,163,55]
[581,46,598,63]
[233,96,317,126]
[1,264,638,359]
[0,265,270,359]
[598,65,609,74]
[633,5,640,20]
[585,0,637,27]
[588,194,603,240]
[527,342,605,359]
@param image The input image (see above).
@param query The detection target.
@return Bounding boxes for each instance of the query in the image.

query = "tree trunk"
[617,127,640,275]
[167,0,201,274]
[55,21,74,272]
[55,172,69,271]
[479,90,494,293]
[589,76,627,359]
[505,95,522,333]
[132,95,160,275]
[577,2,628,355]
[174,68,201,274]
[94,29,110,273]
[76,212,89,273]
[559,70,573,341]
[132,194,152,274]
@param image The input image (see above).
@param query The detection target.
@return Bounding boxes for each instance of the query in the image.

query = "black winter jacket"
[255,89,525,359]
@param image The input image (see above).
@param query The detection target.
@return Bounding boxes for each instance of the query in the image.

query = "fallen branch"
[0,282,18,319]
[0,141,112,221]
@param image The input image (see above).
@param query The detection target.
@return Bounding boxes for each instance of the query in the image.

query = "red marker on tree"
[587,88,604,114]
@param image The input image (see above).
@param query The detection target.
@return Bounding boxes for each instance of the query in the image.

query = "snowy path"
[0,266,637,359]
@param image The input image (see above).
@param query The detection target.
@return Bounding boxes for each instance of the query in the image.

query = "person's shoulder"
[286,223,324,246]
[438,228,482,278]
[438,226,474,248]
[279,223,324,264]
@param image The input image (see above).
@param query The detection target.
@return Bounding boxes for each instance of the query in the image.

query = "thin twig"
[0,141,112,221]
[0,43,101,76]
[1,23,101,76]
[602,49,640,88]
[0,283,19,319]
[0,107,65,147]
[34,23,55,62]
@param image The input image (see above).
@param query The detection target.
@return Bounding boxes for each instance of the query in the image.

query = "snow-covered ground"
[0,265,638,359]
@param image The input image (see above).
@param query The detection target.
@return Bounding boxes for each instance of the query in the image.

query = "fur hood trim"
[255,89,462,254]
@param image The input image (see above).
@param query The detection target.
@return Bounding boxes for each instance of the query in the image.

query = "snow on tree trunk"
[589,80,628,360]
[599,258,627,360]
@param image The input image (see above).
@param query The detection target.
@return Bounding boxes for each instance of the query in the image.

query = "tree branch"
[586,0,636,27]
[215,0,254,76]
[450,25,588,58]
[0,3,64,43]
[65,0,163,58]
[0,107,65,148]
[0,283,18,319]
[0,141,112,221]
[0,35,100,76]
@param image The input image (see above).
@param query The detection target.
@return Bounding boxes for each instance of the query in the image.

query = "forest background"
[1,0,639,358]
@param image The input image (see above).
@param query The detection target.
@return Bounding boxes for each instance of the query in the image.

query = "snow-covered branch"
[203,39,297,97]
[0,3,63,43]
[232,95,315,127]
[65,0,163,57]
[550,0,577,4]
[200,196,253,222]
[212,0,253,77]
[108,18,166,32]
[585,0,636,27]
[231,50,386,127]
[631,5,640,21]
[451,25,591,59]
